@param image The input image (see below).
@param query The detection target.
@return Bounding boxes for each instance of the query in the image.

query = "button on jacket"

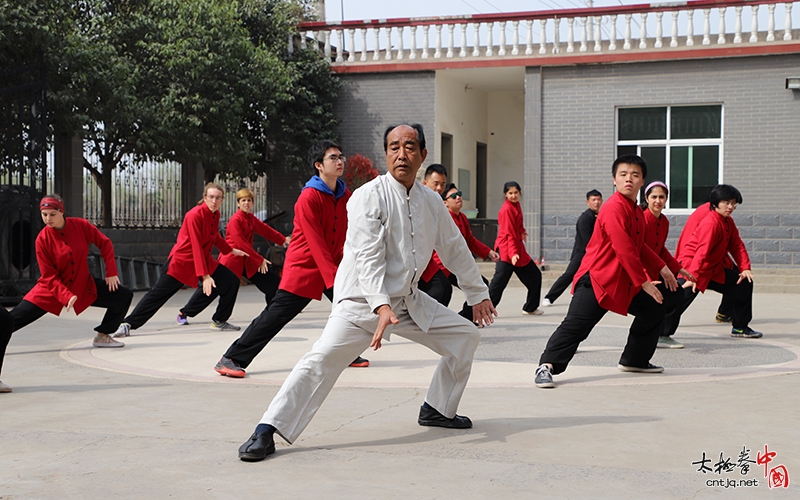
[166,204,232,287]
[220,210,285,278]
[574,191,665,316]
[333,174,489,334]
[24,218,118,315]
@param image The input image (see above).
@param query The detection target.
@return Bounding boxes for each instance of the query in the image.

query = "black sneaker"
[618,363,664,373]
[238,431,275,461]
[731,327,763,339]
[214,357,246,378]
[417,403,472,428]
[349,356,370,367]
[534,364,555,388]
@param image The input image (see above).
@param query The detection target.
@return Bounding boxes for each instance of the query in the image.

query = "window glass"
[618,107,666,141]
[671,106,722,139]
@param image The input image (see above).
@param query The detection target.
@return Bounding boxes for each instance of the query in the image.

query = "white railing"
[292,0,799,65]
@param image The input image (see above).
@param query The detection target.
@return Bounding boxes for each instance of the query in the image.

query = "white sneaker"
[0,381,11,393]
[541,299,552,307]
[93,334,125,348]
[112,323,131,338]
[522,309,544,316]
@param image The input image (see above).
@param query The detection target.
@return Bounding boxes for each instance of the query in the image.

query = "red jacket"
[494,200,532,267]
[675,202,735,269]
[680,211,750,292]
[427,210,492,278]
[24,218,118,316]
[166,204,232,287]
[280,185,350,300]
[574,191,665,316]
[642,208,682,280]
[219,210,285,278]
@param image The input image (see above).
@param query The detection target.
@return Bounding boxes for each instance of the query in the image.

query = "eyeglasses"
[326,155,347,163]
[446,191,463,200]
[205,195,224,201]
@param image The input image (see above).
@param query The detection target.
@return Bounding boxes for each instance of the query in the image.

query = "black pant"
[224,288,334,368]
[539,273,664,374]
[544,253,583,304]
[417,269,452,307]
[125,264,239,329]
[667,267,754,333]
[4,280,133,373]
[0,307,15,375]
[488,260,542,313]
[448,273,490,321]
[180,268,280,319]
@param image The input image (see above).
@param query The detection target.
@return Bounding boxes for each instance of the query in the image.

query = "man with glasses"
[213,140,369,378]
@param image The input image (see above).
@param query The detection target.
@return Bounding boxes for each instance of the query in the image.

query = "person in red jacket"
[175,188,289,325]
[488,181,543,315]
[640,182,695,349]
[113,183,248,337]
[675,202,735,324]
[3,195,133,392]
[671,184,761,339]
[430,183,500,320]
[417,164,452,307]
[213,140,368,378]
[535,155,681,389]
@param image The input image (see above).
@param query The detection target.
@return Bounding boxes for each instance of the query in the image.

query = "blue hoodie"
[302,175,347,200]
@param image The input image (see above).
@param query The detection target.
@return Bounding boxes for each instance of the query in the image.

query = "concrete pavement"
[1,279,798,499]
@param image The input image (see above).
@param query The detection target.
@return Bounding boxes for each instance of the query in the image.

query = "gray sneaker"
[112,323,131,338]
[211,320,241,331]
[535,364,555,388]
[657,336,684,349]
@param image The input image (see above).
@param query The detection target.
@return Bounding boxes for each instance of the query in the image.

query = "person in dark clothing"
[542,189,603,306]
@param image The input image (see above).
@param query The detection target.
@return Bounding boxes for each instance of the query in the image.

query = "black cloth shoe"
[238,432,275,461]
[418,403,472,429]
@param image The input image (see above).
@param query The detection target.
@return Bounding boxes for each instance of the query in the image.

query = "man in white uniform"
[238,123,497,461]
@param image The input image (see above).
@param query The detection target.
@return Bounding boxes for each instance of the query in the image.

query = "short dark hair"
[503,181,521,194]
[383,123,426,152]
[425,164,447,180]
[443,182,459,199]
[308,140,342,173]
[612,154,648,179]
[586,189,602,199]
[708,184,743,209]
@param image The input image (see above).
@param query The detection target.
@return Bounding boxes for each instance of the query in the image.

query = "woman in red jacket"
[488,181,543,315]
[2,195,133,391]
[672,184,761,339]
[114,183,248,337]
[176,188,289,325]
[640,181,695,349]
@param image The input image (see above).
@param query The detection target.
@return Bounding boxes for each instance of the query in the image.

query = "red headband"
[40,197,65,213]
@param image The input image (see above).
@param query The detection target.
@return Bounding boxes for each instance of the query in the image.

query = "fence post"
[181,159,205,214]
[54,132,84,218]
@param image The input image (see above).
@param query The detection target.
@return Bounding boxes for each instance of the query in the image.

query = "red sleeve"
[84,220,118,277]
[461,214,491,259]
[659,245,682,275]
[214,232,233,255]
[601,203,649,287]
[252,217,286,246]
[497,204,521,257]
[727,220,751,271]
[35,234,73,306]
[226,213,262,271]
[687,220,722,279]
[641,243,667,279]
[296,191,338,289]
[186,210,213,278]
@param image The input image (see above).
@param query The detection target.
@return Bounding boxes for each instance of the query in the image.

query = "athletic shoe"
[214,357,246,378]
[0,381,12,393]
[657,336,684,349]
[731,327,763,339]
[534,364,555,388]
[523,309,544,316]
[211,320,241,331]
[92,334,125,348]
[349,356,370,367]
[541,298,552,307]
[112,323,131,338]
[176,313,189,326]
[618,363,664,373]
[715,313,732,323]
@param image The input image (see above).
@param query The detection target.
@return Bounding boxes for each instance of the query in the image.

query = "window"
[617,105,722,210]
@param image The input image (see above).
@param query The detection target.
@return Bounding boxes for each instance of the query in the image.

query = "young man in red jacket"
[535,155,685,388]
[418,164,453,307]
[214,140,368,378]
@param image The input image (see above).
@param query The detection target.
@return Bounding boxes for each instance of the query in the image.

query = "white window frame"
[616,104,724,214]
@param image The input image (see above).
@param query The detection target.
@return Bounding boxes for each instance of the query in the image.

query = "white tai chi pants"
[260,304,481,444]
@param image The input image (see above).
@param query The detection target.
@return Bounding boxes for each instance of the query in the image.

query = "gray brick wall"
[538,53,800,266]
[334,72,437,172]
